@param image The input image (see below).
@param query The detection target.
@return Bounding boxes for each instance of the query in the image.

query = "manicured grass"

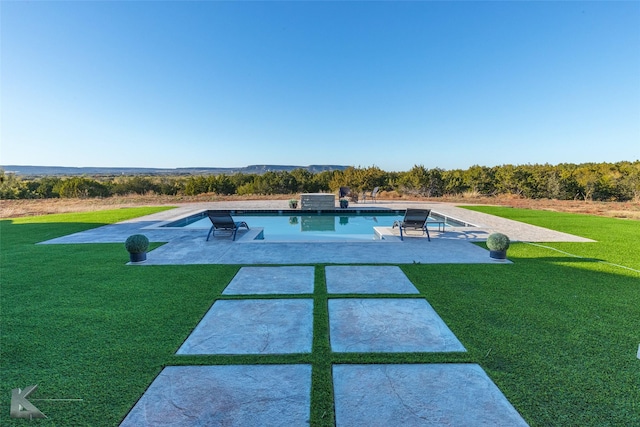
[462,205,640,271]
[1,207,638,426]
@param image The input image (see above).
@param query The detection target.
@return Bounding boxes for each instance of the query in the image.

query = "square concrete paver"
[325,266,419,294]
[223,266,314,295]
[177,299,313,354]
[120,364,311,427]
[333,364,529,426]
[329,298,465,353]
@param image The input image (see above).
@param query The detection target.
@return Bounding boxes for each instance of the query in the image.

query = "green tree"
[464,165,496,195]
[183,176,211,196]
[0,171,30,199]
[157,177,182,196]
[619,161,640,201]
[311,171,334,193]
[112,177,160,195]
[398,166,444,197]
[329,166,387,195]
[290,168,318,193]
[398,165,427,196]
[56,177,110,198]
[210,175,237,195]
[25,177,62,198]
[441,169,467,195]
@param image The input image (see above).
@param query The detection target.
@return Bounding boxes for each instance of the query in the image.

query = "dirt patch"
[427,195,640,220]
[1,194,639,220]
[0,194,291,219]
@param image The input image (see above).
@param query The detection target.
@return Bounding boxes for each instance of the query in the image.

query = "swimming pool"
[162,210,472,242]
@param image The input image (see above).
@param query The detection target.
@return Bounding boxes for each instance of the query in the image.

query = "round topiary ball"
[486,232,510,252]
[125,234,149,254]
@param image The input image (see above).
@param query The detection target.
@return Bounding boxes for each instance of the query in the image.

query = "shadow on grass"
[1,220,109,244]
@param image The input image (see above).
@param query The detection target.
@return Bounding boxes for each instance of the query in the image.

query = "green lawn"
[462,205,640,271]
[1,206,638,426]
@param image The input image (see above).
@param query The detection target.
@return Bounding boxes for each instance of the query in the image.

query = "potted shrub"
[288,199,298,209]
[486,232,510,260]
[339,198,349,208]
[125,234,149,262]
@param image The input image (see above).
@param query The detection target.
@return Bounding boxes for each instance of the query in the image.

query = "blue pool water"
[164,210,466,242]
[190,213,403,241]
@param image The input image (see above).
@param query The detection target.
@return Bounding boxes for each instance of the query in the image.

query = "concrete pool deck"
[39,200,593,265]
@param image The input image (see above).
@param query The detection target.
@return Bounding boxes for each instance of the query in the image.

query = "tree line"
[1,161,638,202]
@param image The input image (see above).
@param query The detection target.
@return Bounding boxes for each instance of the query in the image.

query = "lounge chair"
[392,208,431,241]
[370,186,379,202]
[362,187,379,203]
[206,211,249,241]
[339,187,351,199]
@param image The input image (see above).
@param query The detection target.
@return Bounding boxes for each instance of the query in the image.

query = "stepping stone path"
[325,265,420,294]
[334,364,528,426]
[176,299,314,355]
[329,298,466,353]
[120,365,311,426]
[121,266,529,426]
[222,266,315,295]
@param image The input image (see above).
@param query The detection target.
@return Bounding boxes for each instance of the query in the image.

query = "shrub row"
[1,161,638,202]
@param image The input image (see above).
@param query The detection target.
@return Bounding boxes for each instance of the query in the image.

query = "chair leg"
[206,226,214,241]
[424,226,431,242]
[232,228,238,241]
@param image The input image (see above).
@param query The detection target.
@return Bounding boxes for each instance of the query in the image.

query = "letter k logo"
[10,385,46,419]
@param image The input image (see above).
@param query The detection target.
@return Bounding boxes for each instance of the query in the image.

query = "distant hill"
[1,164,350,177]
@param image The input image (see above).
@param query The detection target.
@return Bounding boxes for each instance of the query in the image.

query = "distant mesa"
[1,165,350,177]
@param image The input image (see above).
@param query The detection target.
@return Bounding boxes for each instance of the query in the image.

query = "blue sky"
[2,1,639,172]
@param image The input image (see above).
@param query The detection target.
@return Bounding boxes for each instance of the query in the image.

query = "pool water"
[174,211,457,242]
